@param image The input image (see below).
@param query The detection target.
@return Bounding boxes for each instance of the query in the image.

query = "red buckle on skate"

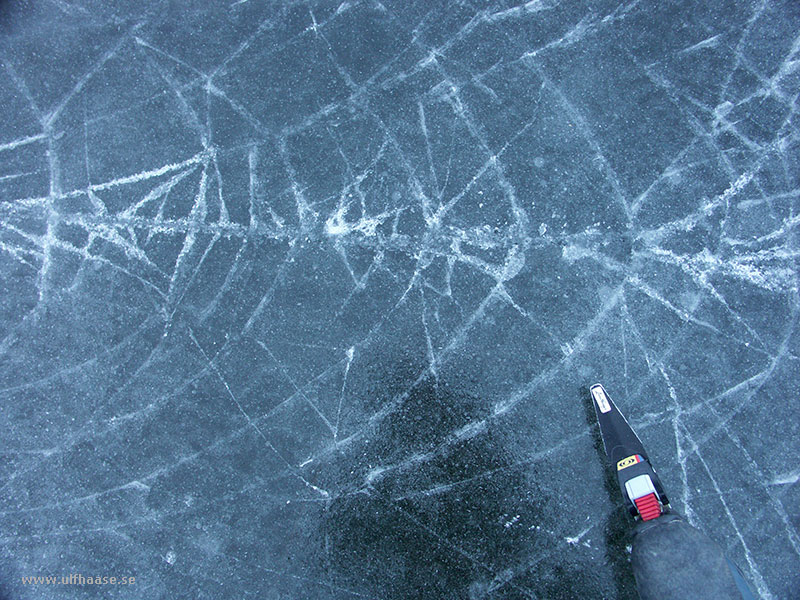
[634,492,662,521]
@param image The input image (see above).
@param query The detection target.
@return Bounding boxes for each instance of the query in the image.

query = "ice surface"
[0,1,798,598]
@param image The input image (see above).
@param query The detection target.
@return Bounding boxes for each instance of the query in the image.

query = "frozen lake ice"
[1,1,798,598]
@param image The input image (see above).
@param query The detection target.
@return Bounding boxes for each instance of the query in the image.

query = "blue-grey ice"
[0,1,798,598]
